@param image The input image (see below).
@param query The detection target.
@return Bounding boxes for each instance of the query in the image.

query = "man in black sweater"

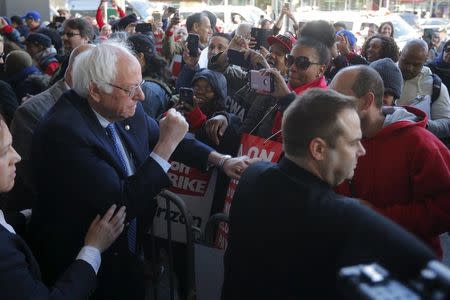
[223,88,436,299]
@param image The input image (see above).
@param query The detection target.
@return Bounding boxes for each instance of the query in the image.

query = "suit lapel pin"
[125,125,130,131]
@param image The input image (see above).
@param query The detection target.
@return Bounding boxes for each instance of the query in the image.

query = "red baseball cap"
[267,33,297,53]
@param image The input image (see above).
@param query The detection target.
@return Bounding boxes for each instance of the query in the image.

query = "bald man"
[10,44,96,203]
[330,65,450,256]
[398,39,450,139]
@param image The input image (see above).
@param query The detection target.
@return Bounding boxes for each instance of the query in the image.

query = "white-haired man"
[30,41,251,299]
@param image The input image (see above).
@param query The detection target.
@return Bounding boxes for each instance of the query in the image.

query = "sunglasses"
[63,32,81,38]
[286,55,321,69]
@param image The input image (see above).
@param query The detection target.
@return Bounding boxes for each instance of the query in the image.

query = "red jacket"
[272,76,327,141]
[336,106,450,256]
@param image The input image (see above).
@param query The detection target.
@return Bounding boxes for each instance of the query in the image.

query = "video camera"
[338,261,450,299]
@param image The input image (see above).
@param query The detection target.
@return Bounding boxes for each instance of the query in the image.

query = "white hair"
[72,41,133,98]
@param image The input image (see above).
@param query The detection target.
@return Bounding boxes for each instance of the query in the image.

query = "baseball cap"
[23,11,41,21]
[267,33,297,53]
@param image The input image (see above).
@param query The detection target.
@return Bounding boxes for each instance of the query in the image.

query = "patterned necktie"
[106,123,137,254]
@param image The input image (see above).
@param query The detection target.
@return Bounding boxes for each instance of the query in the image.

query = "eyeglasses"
[105,80,145,97]
[286,55,321,70]
[63,32,81,38]
[444,48,450,53]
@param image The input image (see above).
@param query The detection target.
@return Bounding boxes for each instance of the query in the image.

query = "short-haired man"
[398,39,450,139]
[223,88,436,299]
[186,12,212,50]
[30,41,251,300]
[62,18,94,55]
[330,65,450,256]
[50,18,94,85]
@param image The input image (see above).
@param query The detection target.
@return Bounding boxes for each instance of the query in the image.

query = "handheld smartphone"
[284,2,290,9]
[187,34,200,57]
[135,22,153,33]
[227,49,251,69]
[179,87,194,106]
[53,16,66,23]
[251,28,272,50]
[167,6,177,14]
[249,70,274,93]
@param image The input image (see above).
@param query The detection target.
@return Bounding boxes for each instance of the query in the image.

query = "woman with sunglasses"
[268,37,330,142]
[428,40,450,90]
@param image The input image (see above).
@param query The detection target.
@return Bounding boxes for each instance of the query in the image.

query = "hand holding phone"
[250,70,274,93]
[254,69,291,98]
[53,16,66,23]
[179,87,195,106]
[227,49,251,69]
[187,34,200,57]
[251,28,273,50]
[167,6,177,15]
[135,23,152,33]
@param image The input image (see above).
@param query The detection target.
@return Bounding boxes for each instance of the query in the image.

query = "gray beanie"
[369,58,403,99]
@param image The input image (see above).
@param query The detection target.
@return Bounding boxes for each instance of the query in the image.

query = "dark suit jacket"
[0,224,96,299]
[30,90,213,299]
[223,157,436,300]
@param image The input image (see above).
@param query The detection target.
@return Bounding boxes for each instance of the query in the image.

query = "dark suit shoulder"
[0,227,32,277]
[0,225,96,300]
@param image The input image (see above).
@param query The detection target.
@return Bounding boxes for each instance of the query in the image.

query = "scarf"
[271,76,328,142]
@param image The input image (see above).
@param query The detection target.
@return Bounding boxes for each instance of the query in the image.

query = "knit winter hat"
[128,33,155,55]
[5,50,33,75]
[26,33,52,48]
[117,13,138,31]
[370,58,403,99]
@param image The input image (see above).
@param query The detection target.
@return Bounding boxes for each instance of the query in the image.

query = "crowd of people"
[0,1,449,299]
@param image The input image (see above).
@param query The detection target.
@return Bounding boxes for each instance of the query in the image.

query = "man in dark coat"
[30,41,251,300]
[223,87,436,299]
